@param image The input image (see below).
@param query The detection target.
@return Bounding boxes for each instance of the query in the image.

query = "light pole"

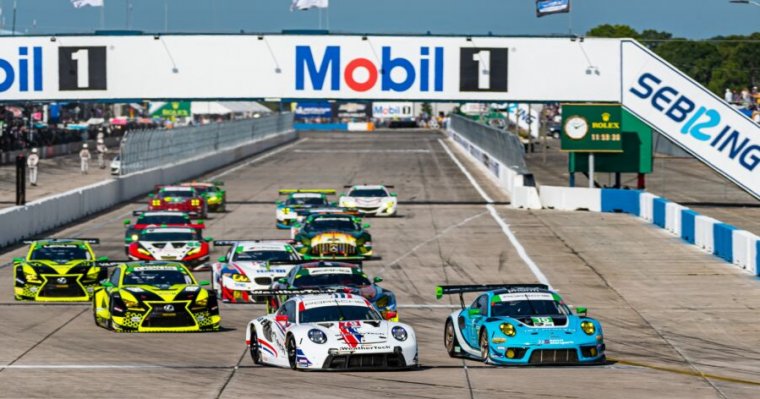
[729,0,760,6]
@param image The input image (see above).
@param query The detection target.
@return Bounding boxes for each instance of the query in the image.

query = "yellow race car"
[13,238,107,302]
[93,261,220,332]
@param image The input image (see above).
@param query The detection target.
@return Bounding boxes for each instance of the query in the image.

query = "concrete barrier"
[680,209,698,244]
[0,129,296,248]
[664,202,687,236]
[639,192,658,222]
[601,189,640,214]
[695,215,718,254]
[652,197,668,228]
[511,186,542,209]
[539,186,601,211]
[731,230,758,274]
[713,223,737,263]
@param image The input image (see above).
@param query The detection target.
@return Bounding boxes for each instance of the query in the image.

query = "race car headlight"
[123,298,138,308]
[581,321,595,335]
[191,199,201,207]
[308,329,327,344]
[151,199,161,206]
[195,297,208,307]
[25,272,39,282]
[391,326,408,341]
[283,208,290,215]
[86,266,100,279]
[130,234,139,242]
[499,323,516,337]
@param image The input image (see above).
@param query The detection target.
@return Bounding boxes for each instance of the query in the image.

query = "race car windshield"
[303,219,359,232]
[293,273,371,288]
[300,305,381,323]
[287,197,327,206]
[190,186,211,194]
[123,269,194,288]
[491,299,570,317]
[234,250,297,262]
[349,189,387,197]
[139,215,189,225]
[140,232,198,241]
[30,245,92,262]
[160,190,194,198]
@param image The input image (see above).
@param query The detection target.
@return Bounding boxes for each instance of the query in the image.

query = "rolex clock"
[564,116,589,140]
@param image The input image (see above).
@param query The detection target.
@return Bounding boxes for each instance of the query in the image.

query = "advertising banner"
[294,101,332,118]
[336,102,370,119]
[372,102,414,119]
[621,41,759,199]
[0,34,622,102]
[536,0,571,17]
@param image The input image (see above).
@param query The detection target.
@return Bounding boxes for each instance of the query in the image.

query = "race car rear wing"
[342,185,395,189]
[301,255,364,266]
[23,238,100,244]
[436,284,550,308]
[132,210,192,217]
[278,189,336,195]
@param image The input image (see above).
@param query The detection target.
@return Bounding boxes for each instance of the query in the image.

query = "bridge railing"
[119,113,293,175]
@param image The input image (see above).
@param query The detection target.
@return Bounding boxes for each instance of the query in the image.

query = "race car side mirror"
[576,306,588,316]
[275,314,289,323]
[363,223,371,229]
[373,276,383,283]
[123,219,131,225]
[12,257,24,263]
[204,237,213,242]
[198,280,210,286]
[196,220,204,225]
[148,193,154,198]
[468,308,481,316]
[101,281,114,288]
[383,311,397,320]
[390,192,397,197]
[97,256,109,262]
[277,278,288,284]
[217,256,226,262]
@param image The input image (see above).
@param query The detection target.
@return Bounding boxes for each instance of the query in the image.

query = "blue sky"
[0,0,757,39]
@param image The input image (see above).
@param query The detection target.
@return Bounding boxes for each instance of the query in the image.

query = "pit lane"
[1,130,759,399]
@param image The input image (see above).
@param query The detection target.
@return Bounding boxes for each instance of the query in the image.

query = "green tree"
[586,24,639,38]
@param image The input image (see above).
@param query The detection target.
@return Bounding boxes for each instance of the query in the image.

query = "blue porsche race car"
[436,284,605,366]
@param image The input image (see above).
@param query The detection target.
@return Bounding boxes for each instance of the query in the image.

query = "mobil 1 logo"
[58,46,107,91]
[459,48,508,92]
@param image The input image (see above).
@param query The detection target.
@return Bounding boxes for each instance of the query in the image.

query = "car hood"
[310,232,358,245]
[120,284,204,303]
[23,260,94,275]
[139,241,197,258]
[224,261,294,277]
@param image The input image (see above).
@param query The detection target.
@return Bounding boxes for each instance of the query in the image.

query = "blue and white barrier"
[535,186,759,276]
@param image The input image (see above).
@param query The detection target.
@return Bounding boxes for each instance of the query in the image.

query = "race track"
[1,130,759,399]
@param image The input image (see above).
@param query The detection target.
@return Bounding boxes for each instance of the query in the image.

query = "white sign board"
[372,102,414,119]
[0,34,621,102]
[621,41,760,200]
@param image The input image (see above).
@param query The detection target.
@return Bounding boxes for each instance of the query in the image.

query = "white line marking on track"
[437,138,552,288]
[206,138,307,181]
[293,149,430,153]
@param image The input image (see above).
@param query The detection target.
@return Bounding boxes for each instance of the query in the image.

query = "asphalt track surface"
[1,130,759,399]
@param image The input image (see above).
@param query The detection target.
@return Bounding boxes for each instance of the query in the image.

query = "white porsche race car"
[246,292,418,370]
[208,240,301,303]
[339,185,397,217]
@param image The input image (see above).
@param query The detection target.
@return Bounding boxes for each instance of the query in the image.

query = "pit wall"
[0,127,296,248]
[524,186,758,276]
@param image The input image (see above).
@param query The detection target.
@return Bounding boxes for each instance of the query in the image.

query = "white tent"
[191,101,272,115]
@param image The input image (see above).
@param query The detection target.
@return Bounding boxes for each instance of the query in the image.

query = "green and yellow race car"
[13,238,108,302]
[181,181,226,212]
[93,261,221,332]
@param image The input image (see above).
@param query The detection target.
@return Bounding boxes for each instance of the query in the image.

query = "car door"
[464,295,488,348]
[98,268,122,319]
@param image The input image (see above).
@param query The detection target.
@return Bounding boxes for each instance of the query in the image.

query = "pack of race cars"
[10,182,606,370]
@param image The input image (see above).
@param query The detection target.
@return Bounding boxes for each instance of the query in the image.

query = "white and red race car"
[246,292,418,370]
[339,185,397,217]
[127,227,211,266]
[208,240,301,303]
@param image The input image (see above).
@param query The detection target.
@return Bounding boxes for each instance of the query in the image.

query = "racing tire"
[249,325,261,365]
[286,335,298,370]
[444,318,461,358]
[479,329,490,363]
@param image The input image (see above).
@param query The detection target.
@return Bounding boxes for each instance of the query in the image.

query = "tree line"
[587,24,759,96]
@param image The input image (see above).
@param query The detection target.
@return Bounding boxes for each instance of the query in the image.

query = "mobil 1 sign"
[561,104,623,152]
[0,35,621,102]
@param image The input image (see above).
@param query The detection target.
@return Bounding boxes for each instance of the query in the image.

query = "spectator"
[79,143,91,174]
[725,88,733,103]
[96,139,108,169]
[27,148,39,186]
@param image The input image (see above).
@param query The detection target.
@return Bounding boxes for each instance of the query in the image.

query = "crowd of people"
[724,86,760,124]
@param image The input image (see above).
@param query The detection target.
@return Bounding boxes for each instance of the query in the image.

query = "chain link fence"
[450,114,530,174]
[119,113,293,175]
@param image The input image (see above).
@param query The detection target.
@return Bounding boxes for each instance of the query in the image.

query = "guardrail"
[447,114,537,204]
[0,116,296,248]
[120,113,293,175]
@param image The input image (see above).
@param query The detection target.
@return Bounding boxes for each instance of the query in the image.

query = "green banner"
[561,104,623,152]
[151,101,191,118]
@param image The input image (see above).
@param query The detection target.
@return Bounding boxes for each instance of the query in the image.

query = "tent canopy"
[191,101,271,115]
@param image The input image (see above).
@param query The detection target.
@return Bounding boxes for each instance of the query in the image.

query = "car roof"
[235,241,292,251]
[295,293,372,309]
[142,227,196,234]
[139,211,190,217]
[290,193,324,198]
[160,186,194,191]
[350,185,386,190]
